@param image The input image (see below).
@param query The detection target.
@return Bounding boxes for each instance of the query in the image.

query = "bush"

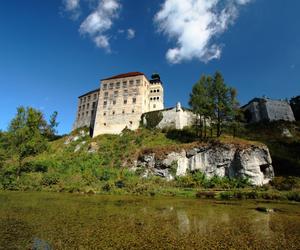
[42,173,60,186]
[270,176,298,191]
[286,191,300,202]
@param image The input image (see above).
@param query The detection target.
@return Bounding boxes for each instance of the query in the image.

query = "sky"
[0,0,299,134]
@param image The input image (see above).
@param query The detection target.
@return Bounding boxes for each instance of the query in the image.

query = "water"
[0,192,299,249]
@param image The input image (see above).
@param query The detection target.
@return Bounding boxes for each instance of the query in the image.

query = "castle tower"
[148,73,164,111]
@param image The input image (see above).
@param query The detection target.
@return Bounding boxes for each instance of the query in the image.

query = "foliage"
[290,95,300,121]
[189,71,239,138]
[142,111,163,129]
[7,107,49,163]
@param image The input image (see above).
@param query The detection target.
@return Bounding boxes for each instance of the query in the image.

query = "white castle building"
[73,72,165,137]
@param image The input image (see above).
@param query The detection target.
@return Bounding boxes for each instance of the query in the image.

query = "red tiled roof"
[101,72,145,81]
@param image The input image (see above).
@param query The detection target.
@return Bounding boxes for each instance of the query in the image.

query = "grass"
[1,123,300,202]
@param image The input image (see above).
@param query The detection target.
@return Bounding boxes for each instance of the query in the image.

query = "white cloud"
[94,35,110,50]
[154,0,252,64]
[127,28,135,40]
[63,0,81,19]
[79,0,121,51]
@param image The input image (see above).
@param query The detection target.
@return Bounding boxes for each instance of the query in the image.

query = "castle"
[74,73,296,137]
[73,72,164,137]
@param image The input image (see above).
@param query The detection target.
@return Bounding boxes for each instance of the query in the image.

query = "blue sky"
[0,0,299,134]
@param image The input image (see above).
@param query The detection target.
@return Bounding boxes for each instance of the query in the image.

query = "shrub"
[42,173,60,186]
[270,176,298,191]
[219,191,233,200]
[142,111,163,129]
[286,191,300,202]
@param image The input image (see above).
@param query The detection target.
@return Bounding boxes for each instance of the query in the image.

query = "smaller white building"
[143,103,197,130]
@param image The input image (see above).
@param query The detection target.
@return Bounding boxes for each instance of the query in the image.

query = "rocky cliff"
[133,143,274,186]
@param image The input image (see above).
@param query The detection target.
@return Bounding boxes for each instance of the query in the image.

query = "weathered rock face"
[133,144,274,186]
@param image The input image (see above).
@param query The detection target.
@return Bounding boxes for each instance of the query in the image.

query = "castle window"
[87,103,90,109]
[92,102,96,108]
[84,97,86,103]
[94,93,97,99]
[104,112,106,116]
[86,111,89,116]
[112,111,115,115]
[78,114,80,119]
[104,92,108,97]
[124,99,127,104]
[82,105,85,110]
[109,83,114,89]
[150,98,153,101]
[150,90,153,93]
[129,80,134,87]
[157,97,160,100]
[136,79,140,86]
[132,109,135,113]
[116,82,120,89]
[88,95,91,102]
[80,98,82,104]
[103,84,107,90]
[154,90,156,93]
[91,110,94,116]
[82,112,84,117]
[113,100,116,105]
[157,89,160,92]
[114,91,118,97]
[122,110,125,114]
[79,106,81,111]
[103,101,107,106]
[153,104,156,109]
[124,90,128,96]
[129,121,133,125]
[132,98,136,104]
[104,123,107,126]
[123,81,127,88]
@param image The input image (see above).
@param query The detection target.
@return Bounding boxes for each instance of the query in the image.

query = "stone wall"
[73,89,99,130]
[143,103,196,130]
[243,98,295,123]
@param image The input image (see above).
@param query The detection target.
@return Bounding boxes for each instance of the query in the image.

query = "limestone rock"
[281,128,293,138]
[87,142,99,153]
[134,143,274,186]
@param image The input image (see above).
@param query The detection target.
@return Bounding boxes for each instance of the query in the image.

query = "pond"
[0,192,299,249]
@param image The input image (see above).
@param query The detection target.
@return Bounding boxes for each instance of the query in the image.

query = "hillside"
[0,123,299,201]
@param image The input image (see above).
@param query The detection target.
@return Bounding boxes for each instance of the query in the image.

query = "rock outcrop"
[133,143,274,186]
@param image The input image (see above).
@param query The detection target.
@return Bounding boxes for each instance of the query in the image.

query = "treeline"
[189,72,300,140]
[0,107,58,175]
[189,71,242,139]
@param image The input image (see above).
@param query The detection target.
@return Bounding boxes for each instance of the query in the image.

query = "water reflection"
[0,192,299,249]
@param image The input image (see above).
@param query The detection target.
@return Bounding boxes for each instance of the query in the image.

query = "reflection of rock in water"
[177,210,190,234]
[175,205,280,242]
[33,237,52,250]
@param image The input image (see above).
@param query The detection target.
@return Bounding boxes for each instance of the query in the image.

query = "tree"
[189,71,239,138]
[211,72,239,137]
[189,75,213,139]
[7,107,49,174]
[46,111,59,140]
[0,131,9,168]
[290,96,300,121]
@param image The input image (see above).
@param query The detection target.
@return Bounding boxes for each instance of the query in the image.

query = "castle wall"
[93,75,151,135]
[265,100,295,122]
[243,98,295,123]
[73,90,99,130]
[144,104,196,130]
